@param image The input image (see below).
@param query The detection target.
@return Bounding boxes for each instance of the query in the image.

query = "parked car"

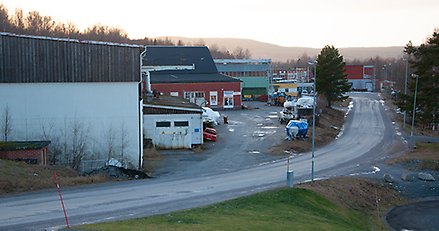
[203,127,217,141]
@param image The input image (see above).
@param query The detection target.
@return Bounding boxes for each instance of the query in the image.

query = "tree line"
[0,4,251,59]
[396,31,439,131]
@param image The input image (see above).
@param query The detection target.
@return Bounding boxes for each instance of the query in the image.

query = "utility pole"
[411,74,419,136]
[308,59,317,182]
[403,57,408,129]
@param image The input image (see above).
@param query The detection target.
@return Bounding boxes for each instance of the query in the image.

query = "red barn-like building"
[0,141,50,165]
[345,65,375,91]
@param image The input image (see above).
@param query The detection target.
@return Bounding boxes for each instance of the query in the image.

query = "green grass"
[77,188,371,231]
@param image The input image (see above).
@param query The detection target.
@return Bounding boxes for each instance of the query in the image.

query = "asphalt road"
[0,93,404,230]
[386,200,439,231]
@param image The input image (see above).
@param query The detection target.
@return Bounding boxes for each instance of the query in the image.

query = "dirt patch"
[298,176,407,229]
[298,177,406,211]
[388,142,439,171]
[142,147,164,175]
[268,106,345,155]
[0,159,113,195]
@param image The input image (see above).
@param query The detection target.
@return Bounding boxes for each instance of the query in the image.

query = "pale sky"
[1,0,438,48]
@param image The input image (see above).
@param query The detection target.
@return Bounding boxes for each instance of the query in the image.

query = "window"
[195,92,205,98]
[174,121,189,127]
[184,91,205,99]
[210,91,218,106]
[156,121,171,127]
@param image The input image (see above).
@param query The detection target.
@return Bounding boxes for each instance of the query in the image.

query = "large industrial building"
[0,32,144,171]
[215,59,272,101]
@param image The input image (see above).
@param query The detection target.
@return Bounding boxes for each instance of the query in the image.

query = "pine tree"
[403,30,439,129]
[316,45,351,107]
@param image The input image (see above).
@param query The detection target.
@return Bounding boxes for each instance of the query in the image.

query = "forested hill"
[158,37,404,62]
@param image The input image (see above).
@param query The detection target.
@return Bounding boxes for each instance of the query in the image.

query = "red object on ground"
[54,171,70,228]
[203,127,217,141]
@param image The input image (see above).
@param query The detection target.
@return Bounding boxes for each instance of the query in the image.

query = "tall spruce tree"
[316,45,351,107]
[402,29,439,128]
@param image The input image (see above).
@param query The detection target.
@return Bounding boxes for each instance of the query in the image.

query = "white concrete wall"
[0,82,143,170]
[143,113,203,149]
[349,79,374,91]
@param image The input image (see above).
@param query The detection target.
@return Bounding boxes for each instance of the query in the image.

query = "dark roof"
[150,73,241,84]
[0,141,51,151]
[144,95,202,114]
[0,32,142,83]
[144,95,200,109]
[143,46,218,74]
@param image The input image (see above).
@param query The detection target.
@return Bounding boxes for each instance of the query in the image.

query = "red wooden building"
[0,141,50,165]
[143,46,242,110]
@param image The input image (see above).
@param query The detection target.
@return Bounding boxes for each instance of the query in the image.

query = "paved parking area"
[153,101,287,178]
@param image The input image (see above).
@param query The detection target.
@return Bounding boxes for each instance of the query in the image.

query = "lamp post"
[308,59,317,182]
[403,57,408,129]
[411,74,419,136]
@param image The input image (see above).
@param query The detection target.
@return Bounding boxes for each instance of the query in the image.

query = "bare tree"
[233,47,252,59]
[0,4,11,32]
[1,105,12,142]
[105,126,116,162]
[12,8,25,34]
[70,120,89,170]
[41,121,61,165]
[119,123,129,167]
[177,40,184,46]
[194,39,206,46]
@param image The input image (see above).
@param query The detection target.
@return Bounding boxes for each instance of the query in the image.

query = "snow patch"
[349,166,381,176]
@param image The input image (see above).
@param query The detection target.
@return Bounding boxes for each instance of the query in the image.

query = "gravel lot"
[149,101,287,178]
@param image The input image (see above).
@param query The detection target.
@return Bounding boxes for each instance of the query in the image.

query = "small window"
[174,121,189,127]
[156,121,171,127]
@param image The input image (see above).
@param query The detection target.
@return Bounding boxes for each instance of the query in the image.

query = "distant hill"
[157,36,404,62]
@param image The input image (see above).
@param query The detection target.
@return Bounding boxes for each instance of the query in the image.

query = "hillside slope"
[159,36,404,61]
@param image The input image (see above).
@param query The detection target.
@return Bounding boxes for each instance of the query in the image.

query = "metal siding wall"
[0,34,141,83]
[0,36,3,78]
[0,82,142,168]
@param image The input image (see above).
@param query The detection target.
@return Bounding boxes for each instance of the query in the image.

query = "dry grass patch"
[298,177,405,211]
[0,159,112,195]
[298,177,407,230]
[389,142,439,170]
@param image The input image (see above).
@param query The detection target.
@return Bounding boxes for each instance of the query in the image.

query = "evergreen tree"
[316,45,351,107]
[402,29,439,128]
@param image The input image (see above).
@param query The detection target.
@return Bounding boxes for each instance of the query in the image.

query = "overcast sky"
[2,0,438,48]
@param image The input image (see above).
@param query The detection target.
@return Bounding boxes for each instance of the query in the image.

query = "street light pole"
[403,57,408,129]
[308,60,317,182]
[411,74,419,136]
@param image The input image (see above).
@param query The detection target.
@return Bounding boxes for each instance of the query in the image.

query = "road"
[386,200,439,230]
[0,93,404,230]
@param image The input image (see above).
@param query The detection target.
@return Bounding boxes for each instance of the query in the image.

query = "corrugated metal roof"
[150,73,241,84]
[0,33,142,83]
[143,46,218,74]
